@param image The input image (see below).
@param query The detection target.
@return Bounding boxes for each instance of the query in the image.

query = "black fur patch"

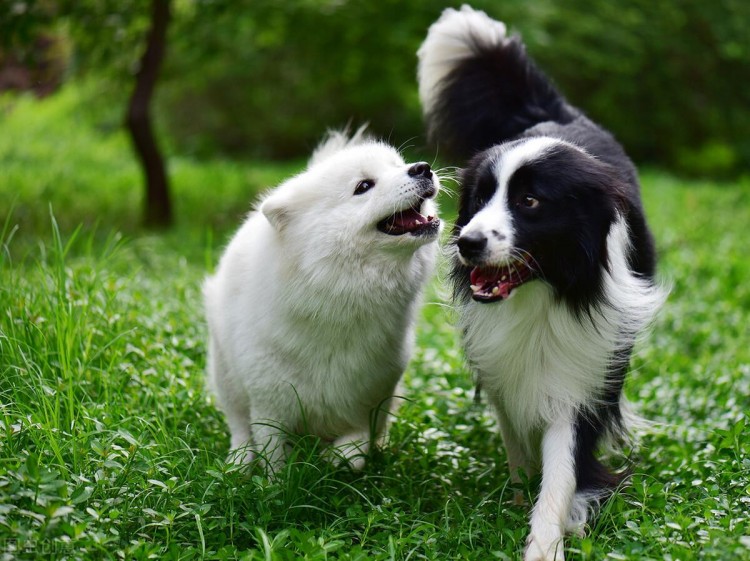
[426,36,576,160]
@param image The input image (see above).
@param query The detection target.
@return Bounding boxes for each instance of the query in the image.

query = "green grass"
[1,86,749,560]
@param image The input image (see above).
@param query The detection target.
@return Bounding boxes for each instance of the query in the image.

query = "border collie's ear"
[260,188,294,231]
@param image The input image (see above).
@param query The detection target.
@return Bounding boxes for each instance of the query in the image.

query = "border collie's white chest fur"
[459,218,663,461]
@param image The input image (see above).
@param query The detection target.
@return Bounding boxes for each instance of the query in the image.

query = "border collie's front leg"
[525,412,576,561]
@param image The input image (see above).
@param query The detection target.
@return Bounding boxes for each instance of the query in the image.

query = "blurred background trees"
[2,0,749,179]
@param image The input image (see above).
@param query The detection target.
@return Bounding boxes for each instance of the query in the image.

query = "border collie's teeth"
[470,284,480,292]
[491,286,499,296]
[501,275,507,281]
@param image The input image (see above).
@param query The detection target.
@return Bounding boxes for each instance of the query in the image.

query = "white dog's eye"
[354,179,375,196]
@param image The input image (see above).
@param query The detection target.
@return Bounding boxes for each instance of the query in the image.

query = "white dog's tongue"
[391,209,428,230]
[380,208,435,235]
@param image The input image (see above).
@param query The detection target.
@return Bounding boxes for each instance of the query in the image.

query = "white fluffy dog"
[203,129,441,472]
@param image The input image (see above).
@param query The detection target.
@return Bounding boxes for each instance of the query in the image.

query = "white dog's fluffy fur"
[204,129,441,471]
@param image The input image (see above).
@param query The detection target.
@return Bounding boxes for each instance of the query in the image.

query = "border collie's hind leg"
[525,412,577,561]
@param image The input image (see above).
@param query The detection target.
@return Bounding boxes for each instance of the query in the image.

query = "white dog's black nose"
[408,162,432,179]
[457,231,487,259]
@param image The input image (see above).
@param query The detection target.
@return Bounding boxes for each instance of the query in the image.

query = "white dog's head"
[260,129,441,260]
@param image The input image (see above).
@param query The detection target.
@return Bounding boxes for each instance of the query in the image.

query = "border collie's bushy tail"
[417,5,576,160]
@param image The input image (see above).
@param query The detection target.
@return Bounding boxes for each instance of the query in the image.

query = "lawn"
[1,88,749,560]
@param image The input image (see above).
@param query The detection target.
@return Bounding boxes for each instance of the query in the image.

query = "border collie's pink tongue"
[469,261,535,302]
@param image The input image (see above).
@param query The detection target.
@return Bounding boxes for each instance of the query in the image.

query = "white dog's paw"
[324,433,371,471]
[226,447,254,466]
[524,533,565,561]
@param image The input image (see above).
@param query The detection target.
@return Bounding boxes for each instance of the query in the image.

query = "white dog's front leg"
[525,413,577,561]
[250,416,290,476]
[224,406,254,465]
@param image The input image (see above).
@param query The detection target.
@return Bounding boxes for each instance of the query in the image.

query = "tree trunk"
[126,0,172,228]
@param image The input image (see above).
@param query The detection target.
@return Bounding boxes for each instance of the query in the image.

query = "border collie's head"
[453,137,628,310]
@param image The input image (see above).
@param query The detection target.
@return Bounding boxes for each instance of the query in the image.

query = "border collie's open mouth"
[377,200,439,236]
[469,258,536,302]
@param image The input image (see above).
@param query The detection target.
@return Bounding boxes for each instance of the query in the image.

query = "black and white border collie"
[418,6,666,561]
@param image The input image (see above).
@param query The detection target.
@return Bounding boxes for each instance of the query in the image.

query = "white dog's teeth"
[470,284,480,292]
[491,286,500,295]
[501,275,507,281]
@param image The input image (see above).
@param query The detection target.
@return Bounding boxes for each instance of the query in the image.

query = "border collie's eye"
[354,179,375,195]
[521,195,540,209]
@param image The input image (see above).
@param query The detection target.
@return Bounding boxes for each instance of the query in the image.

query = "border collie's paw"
[525,532,565,561]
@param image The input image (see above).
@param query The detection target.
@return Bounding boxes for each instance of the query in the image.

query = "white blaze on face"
[458,186,514,265]
[458,137,563,266]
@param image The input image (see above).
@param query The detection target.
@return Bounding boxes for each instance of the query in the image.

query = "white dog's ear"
[260,188,295,231]
[260,171,315,231]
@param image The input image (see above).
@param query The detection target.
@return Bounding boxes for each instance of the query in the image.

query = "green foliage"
[2,82,750,560]
[523,0,750,177]
[1,1,149,83]
[158,0,529,159]
[0,0,57,53]
[156,0,750,175]
[0,84,300,242]
[160,0,423,158]
[56,0,151,77]
[5,1,748,175]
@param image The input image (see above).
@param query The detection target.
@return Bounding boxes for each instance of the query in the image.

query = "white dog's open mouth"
[377,200,440,236]
[469,258,536,302]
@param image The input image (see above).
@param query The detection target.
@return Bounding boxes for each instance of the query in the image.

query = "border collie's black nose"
[457,232,487,259]
[408,162,432,179]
